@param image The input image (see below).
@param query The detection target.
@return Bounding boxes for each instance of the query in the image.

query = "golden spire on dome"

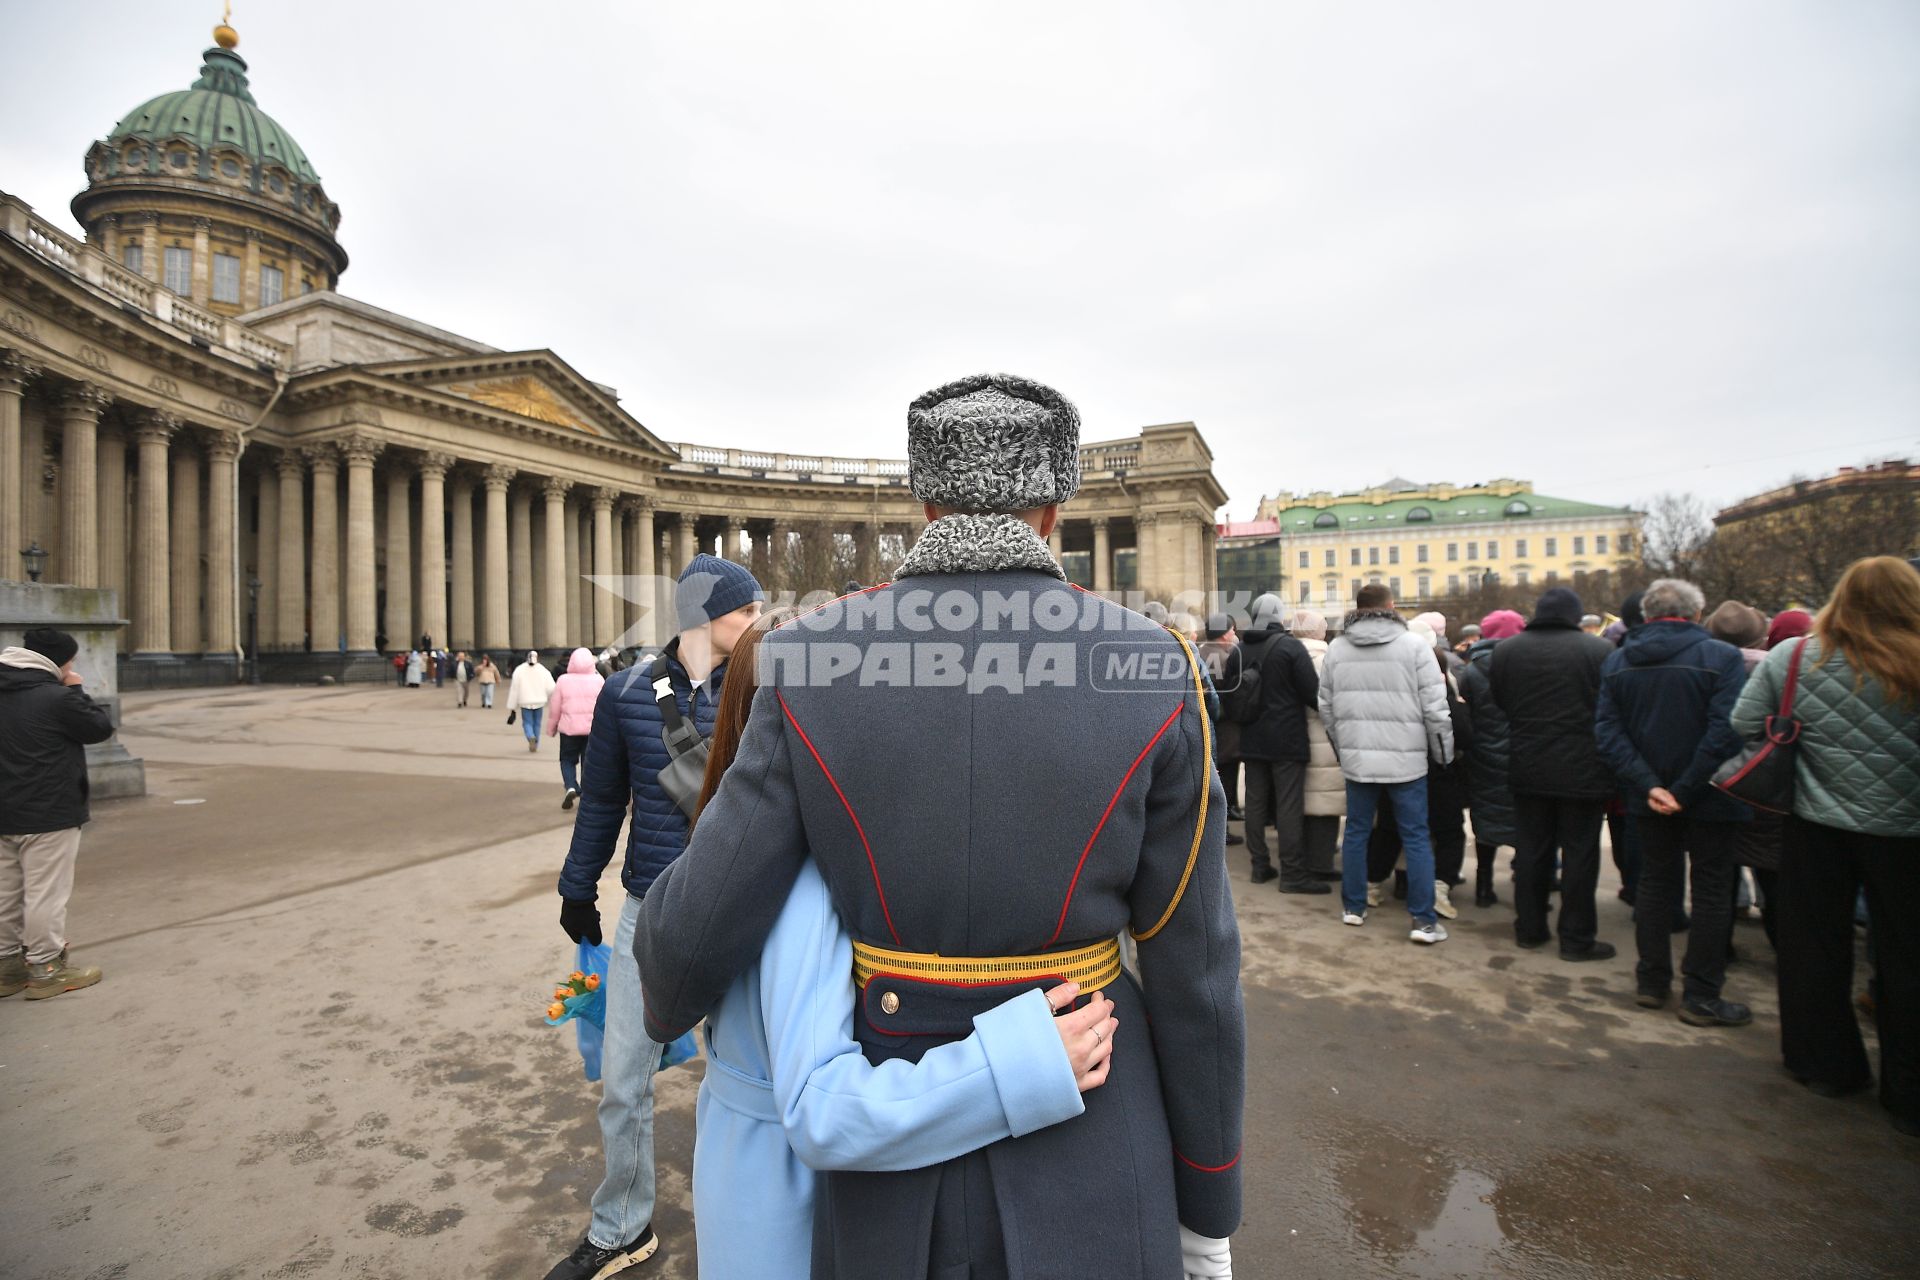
[213,2,238,49]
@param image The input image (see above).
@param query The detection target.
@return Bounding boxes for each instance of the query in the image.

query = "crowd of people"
[1185,556,1919,1140]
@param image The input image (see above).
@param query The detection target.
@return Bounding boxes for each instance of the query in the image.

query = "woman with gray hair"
[1290,610,1347,878]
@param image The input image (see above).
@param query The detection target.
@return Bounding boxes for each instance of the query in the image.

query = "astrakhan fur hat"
[907,373,1081,512]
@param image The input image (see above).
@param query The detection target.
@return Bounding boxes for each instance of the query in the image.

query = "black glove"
[560,898,602,946]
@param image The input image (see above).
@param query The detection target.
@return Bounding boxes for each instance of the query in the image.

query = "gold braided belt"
[853,937,1123,992]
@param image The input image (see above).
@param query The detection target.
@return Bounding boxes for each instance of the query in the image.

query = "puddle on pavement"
[1334,1126,1508,1275]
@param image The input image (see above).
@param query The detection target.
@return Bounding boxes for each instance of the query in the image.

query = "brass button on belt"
[880,991,900,1015]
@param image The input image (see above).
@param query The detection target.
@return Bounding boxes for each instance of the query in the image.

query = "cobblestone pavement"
[1,684,1914,1278]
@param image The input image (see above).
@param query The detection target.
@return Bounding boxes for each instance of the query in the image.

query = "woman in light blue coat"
[686,611,1118,1279]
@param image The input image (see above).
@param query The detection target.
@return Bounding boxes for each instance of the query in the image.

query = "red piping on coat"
[1177,1148,1241,1173]
[779,691,901,945]
[1047,701,1185,948]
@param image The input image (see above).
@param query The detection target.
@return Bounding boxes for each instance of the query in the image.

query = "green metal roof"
[1271,492,1633,533]
[106,46,319,181]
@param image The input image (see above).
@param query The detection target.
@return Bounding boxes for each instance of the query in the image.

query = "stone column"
[541,477,570,649]
[674,514,698,575]
[482,465,513,651]
[241,229,262,311]
[610,497,629,634]
[416,453,452,650]
[170,435,202,654]
[305,444,340,654]
[190,217,212,306]
[275,449,306,649]
[1136,512,1159,603]
[139,213,161,284]
[0,350,39,575]
[130,411,176,655]
[384,463,412,651]
[509,482,533,649]
[630,497,656,646]
[592,487,617,647]
[254,456,278,646]
[57,383,109,587]
[769,520,793,594]
[564,501,583,641]
[1092,516,1113,595]
[853,521,878,584]
[97,421,129,605]
[341,434,382,654]
[449,472,476,649]
[1046,522,1063,560]
[724,515,747,566]
[204,430,241,659]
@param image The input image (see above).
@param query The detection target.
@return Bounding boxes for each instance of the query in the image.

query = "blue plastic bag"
[544,939,610,1082]
[545,940,700,1081]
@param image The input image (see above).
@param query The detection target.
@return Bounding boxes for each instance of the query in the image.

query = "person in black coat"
[1458,610,1524,907]
[1238,614,1325,893]
[1488,587,1618,960]
[0,628,115,1000]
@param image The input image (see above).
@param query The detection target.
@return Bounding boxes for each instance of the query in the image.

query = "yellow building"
[1218,478,1642,612]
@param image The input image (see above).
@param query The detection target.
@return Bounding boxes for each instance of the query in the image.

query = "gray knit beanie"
[907,373,1081,512]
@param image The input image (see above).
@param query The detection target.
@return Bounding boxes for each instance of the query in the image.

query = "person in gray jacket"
[636,373,1243,1279]
[1320,583,1454,943]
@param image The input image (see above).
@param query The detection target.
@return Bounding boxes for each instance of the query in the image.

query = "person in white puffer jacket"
[1319,584,1454,943]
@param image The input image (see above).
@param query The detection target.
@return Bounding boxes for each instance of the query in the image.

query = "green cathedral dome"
[103,45,319,183]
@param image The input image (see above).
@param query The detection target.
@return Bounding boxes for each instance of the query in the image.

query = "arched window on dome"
[1504,500,1532,517]
[1406,506,1433,523]
[1312,511,1338,529]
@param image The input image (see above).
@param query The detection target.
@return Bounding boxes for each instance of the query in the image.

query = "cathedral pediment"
[356,351,676,458]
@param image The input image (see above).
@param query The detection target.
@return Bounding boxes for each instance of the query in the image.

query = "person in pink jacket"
[547,647,606,811]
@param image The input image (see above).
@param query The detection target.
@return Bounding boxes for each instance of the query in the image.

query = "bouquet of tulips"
[545,967,604,1028]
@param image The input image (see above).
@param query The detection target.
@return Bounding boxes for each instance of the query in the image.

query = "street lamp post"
[19,541,48,583]
[246,573,262,685]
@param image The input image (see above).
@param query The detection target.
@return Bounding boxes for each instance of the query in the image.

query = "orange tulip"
[546,1002,566,1020]
[584,974,601,991]
[555,987,572,1001]
[568,971,586,984]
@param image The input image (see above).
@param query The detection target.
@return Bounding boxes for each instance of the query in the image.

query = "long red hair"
[1812,556,1920,706]
[691,607,798,827]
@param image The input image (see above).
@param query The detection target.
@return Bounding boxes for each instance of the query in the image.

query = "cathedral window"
[213,252,241,303]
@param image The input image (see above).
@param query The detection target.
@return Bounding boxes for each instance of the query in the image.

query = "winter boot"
[24,950,102,1001]
[0,949,26,998]
[1474,844,1500,908]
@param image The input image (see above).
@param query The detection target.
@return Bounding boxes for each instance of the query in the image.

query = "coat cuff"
[972,988,1084,1138]
[1174,1150,1243,1240]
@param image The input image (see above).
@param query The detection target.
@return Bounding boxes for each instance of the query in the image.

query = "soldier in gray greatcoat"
[637,373,1245,1279]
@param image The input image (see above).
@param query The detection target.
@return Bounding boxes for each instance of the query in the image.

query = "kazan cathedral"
[0,20,1227,685]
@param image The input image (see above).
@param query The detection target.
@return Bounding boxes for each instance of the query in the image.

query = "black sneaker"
[1635,989,1669,1009]
[1226,832,1244,847]
[542,1229,659,1280]
[1249,864,1278,885]
[1278,880,1332,896]
[1560,941,1617,963]
[563,788,580,811]
[1678,998,1752,1028]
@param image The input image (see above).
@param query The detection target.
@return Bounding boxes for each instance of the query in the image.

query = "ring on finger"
[1092,1024,1106,1044]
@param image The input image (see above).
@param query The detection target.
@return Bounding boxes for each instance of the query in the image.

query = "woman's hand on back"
[1044,981,1117,1093]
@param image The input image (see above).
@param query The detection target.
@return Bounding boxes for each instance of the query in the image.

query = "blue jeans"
[1342,778,1437,926]
[560,734,589,793]
[480,683,494,708]
[521,705,543,742]
[590,893,663,1248]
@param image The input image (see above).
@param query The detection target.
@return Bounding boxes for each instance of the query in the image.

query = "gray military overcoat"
[638,522,1245,1280]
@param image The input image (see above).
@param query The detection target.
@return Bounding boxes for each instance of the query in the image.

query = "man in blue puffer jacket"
[545,552,764,1280]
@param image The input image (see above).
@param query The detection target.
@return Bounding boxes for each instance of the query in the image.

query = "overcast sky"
[3,0,1915,519]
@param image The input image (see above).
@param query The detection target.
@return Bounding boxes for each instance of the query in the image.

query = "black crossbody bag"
[1712,638,1807,814]
[653,673,710,820]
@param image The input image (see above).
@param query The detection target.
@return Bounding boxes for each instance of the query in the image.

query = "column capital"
[1090,515,1111,529]
[192,216,212,233]
[1136,510,1161,527]
[417,451,456,480]
[591,486,618,511]
[58,380,113,419]
[140,210,161,227]
[484,464,517,493]
[542,475,574,501]
[131,407,179,446]
[300,442,339,472]
[618,493,653,516]
[202,429,242,462]
[339,433,384,467]
[275,446,306,478]
[0,348,43,393]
